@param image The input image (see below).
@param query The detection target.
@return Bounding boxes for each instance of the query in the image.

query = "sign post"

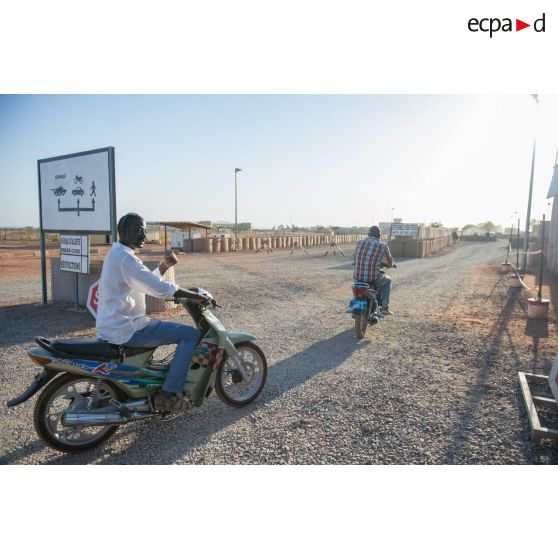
[60,234,90,310]
[37,147,116,304]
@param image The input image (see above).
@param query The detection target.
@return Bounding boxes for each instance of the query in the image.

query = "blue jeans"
[126,319,199,395]
[373,273,391,308]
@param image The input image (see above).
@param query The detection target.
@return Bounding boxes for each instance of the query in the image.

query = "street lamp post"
[234,167,242,250]
[522,95,539,271]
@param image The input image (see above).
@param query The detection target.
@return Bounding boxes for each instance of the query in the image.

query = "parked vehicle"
[72,186,84,196]
[6,290,267,453]
[51,186,67,196]
[347,263,396,338]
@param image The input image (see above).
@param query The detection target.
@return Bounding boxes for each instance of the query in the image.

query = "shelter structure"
[158,221,214,253]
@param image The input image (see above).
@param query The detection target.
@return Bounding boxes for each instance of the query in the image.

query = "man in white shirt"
[97,213,212,413]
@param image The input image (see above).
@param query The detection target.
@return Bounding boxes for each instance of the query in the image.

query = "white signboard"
[391,223,419,237]
[60,235,89,273]
[38,147,115,232]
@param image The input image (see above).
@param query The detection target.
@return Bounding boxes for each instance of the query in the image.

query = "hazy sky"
[1,94,557,229]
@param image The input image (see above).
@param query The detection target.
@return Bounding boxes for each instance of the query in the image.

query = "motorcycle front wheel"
[33,373,124,453]
[215,341,267,407]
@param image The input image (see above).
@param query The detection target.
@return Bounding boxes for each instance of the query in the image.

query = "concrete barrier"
[191,238,211,253]
[388,240,405,258]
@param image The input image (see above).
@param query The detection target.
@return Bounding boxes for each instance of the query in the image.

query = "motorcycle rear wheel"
[215,341,267,407]
[354,314,367,338]
[34,373,124,453]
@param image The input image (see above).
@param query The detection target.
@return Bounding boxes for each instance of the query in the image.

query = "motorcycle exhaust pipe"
[61,410,154,427]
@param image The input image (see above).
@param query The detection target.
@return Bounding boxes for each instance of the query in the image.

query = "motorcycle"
[347,264,396,338]
[6,289,267,453]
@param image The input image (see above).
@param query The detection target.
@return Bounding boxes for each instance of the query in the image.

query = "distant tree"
[277,224,285,231]
[463,224,475,230]
[478,221,497,233]
[429,221,442,228]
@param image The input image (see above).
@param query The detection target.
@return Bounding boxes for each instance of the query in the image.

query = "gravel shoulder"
[1,240,557,464]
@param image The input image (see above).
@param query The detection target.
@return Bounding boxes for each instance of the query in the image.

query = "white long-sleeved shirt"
[96,242,179,344]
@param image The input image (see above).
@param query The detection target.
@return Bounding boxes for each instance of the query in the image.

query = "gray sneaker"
[152,390,190,413]
[381,307,394,316]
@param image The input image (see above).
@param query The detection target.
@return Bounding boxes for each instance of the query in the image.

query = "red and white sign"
[549,354,558,403]
[87,280,100,318]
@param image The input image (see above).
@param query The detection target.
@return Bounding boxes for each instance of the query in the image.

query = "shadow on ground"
[0,302,95,349]
[442,270,558,464]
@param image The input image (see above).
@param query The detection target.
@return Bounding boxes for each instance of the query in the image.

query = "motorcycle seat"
[47,337,121,359]
[36,337,156,361]
[353,281,371,288]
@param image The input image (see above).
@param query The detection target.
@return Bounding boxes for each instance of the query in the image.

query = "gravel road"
[1,240,557,464]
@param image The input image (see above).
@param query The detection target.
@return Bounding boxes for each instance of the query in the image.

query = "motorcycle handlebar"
[173,295,220,309]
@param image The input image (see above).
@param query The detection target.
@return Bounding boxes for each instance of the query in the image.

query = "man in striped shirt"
[354,226,395,315]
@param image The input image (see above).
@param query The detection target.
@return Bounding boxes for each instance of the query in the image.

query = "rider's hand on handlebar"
[172,288,218,308]
[199,294,218,307]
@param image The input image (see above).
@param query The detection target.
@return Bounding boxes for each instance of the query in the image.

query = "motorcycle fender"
[226,331,257,345]
[6,368,58,408]
[350,299,367,315]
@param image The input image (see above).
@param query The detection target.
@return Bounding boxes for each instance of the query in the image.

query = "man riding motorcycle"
[96,212,212,413]
[353,225,395,315]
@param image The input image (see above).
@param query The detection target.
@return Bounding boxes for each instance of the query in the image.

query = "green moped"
[7,289,267,453]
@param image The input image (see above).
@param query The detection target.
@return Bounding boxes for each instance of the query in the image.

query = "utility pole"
[522,95,539,271]
[234,167,242,250]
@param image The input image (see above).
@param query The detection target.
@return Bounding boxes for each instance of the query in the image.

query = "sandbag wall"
[188,234,367,253]
[387,227,456,258]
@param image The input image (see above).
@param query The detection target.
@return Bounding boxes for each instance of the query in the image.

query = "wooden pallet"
[518,372,558,443]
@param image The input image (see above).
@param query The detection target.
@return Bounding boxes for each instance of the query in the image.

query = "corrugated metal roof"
[158,221,214,230]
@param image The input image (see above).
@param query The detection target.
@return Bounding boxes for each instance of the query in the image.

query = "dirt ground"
[3,242,556,354]
[438,264,558,355]
[0,242,159,280]
[2,240,557,464]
